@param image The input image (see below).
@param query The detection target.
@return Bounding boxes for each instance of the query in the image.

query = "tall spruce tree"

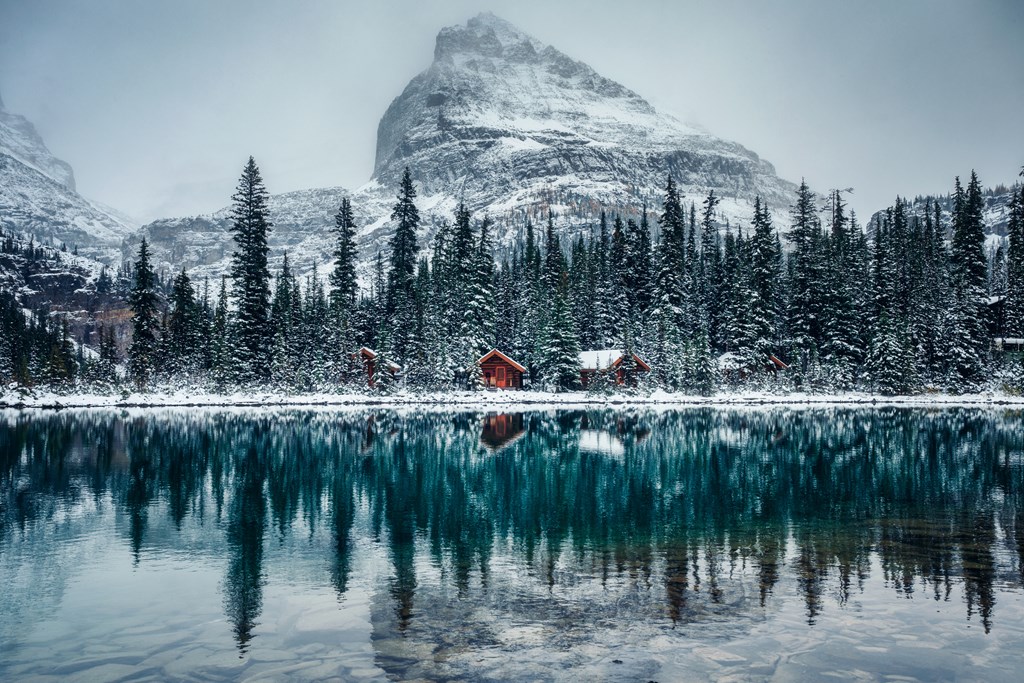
[946,172,989,389]
[1005,186,1024,337]
[128,238,161,388]
[228,156,273,383]
[385,168,420,365]
[787,180,823,373]
[166,268,201,377]
[329,197,359,314]
[328,198,361,386]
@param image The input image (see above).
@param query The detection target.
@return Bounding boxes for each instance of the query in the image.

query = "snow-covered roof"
[478,348,526,372]
[994,337,1024,345]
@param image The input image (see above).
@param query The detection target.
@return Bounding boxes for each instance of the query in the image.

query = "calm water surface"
[1,407,1023,682]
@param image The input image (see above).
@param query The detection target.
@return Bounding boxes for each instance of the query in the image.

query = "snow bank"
[4,387,1024,410]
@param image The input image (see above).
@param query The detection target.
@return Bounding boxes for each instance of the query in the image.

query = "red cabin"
[477,349,526,389]
[579,349,651,388]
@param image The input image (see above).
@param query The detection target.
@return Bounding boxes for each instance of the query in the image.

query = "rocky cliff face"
[139,13,799,283]
[0,92,135,264]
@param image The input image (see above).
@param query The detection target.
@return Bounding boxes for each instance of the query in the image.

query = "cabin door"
[497,366,506,387]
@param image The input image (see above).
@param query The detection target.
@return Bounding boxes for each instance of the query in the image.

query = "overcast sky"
[1,0,1022,223]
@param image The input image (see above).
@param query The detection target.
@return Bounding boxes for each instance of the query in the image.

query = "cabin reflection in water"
[480,413,526,451]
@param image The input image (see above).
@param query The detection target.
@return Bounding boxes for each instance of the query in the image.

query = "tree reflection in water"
[1,407,1023,661]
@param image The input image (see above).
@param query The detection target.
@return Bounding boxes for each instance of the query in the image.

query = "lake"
[1,407,1023,681]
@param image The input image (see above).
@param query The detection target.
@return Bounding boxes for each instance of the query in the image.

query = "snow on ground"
[4,387,1024,410]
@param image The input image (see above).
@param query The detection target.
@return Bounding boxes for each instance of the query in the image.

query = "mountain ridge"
[137,13,799,283]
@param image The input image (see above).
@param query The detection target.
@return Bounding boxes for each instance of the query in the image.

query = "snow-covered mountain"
[138,13,798,282]
[0,92,136,264]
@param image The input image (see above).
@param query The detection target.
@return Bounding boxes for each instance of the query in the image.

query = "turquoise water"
[1,407,1023,681]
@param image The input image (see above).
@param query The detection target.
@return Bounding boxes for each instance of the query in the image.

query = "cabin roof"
[579,349,651,372]
[478,348,527,372]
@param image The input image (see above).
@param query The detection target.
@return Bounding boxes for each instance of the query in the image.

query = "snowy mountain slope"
[139,12,799,283]
[0,93,137,264]
[0,91,75,191]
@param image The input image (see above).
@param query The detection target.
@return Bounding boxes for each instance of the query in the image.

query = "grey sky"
[1,0,1022,224]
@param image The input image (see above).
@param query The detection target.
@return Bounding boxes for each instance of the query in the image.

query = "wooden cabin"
[579,349,651,388]
[359,347,401,388]
[478,349,526,389]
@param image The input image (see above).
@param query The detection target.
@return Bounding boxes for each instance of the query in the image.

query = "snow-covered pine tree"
[819,190,862,388]
[228,156,273,384]
[787,180,824,373]
[867,212,917,394]
[540,284,581,392]
[270,255,299,389]
[590,212,617,347]
[211,276,230,389]
[608,215,630,345]
[747,197,781,362]
[166,268,201,379]
[568,234,595,349]
[720,228,759,372]
[300,263,332,390]
[329,198,359,314]
[698,190,721,341]
[385,168,420,365]
[945,173,989,390]
[1004,186,1024,338]
[865,310,915,395]
[128,238,161,389]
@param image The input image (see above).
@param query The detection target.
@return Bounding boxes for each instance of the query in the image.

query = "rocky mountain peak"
[433,12,543,62]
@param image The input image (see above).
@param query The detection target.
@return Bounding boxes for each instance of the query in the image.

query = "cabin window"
[497,367,506,384]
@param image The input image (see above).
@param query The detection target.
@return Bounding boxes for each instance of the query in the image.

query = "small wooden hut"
[477,349,526,389]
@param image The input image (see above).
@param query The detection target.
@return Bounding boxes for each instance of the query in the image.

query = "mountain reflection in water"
[1,407,1023,681]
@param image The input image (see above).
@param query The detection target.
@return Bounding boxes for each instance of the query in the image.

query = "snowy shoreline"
[3,389,1024,410]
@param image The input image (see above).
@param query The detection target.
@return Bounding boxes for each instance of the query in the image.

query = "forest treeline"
[2,158,1023,395]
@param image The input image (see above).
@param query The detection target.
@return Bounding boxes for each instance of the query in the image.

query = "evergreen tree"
[211,276,230,389]
[787,180,823,372]
[1005,186,1024,337]
[329,197,359,315]
[946,172,989,389]
[128,238,161,388]
[228,156,273,383]
[540,285,581,391]
[270,254,300,388]
[748,197,781,360]
[166,268,201,377]
[385,168,421,365]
